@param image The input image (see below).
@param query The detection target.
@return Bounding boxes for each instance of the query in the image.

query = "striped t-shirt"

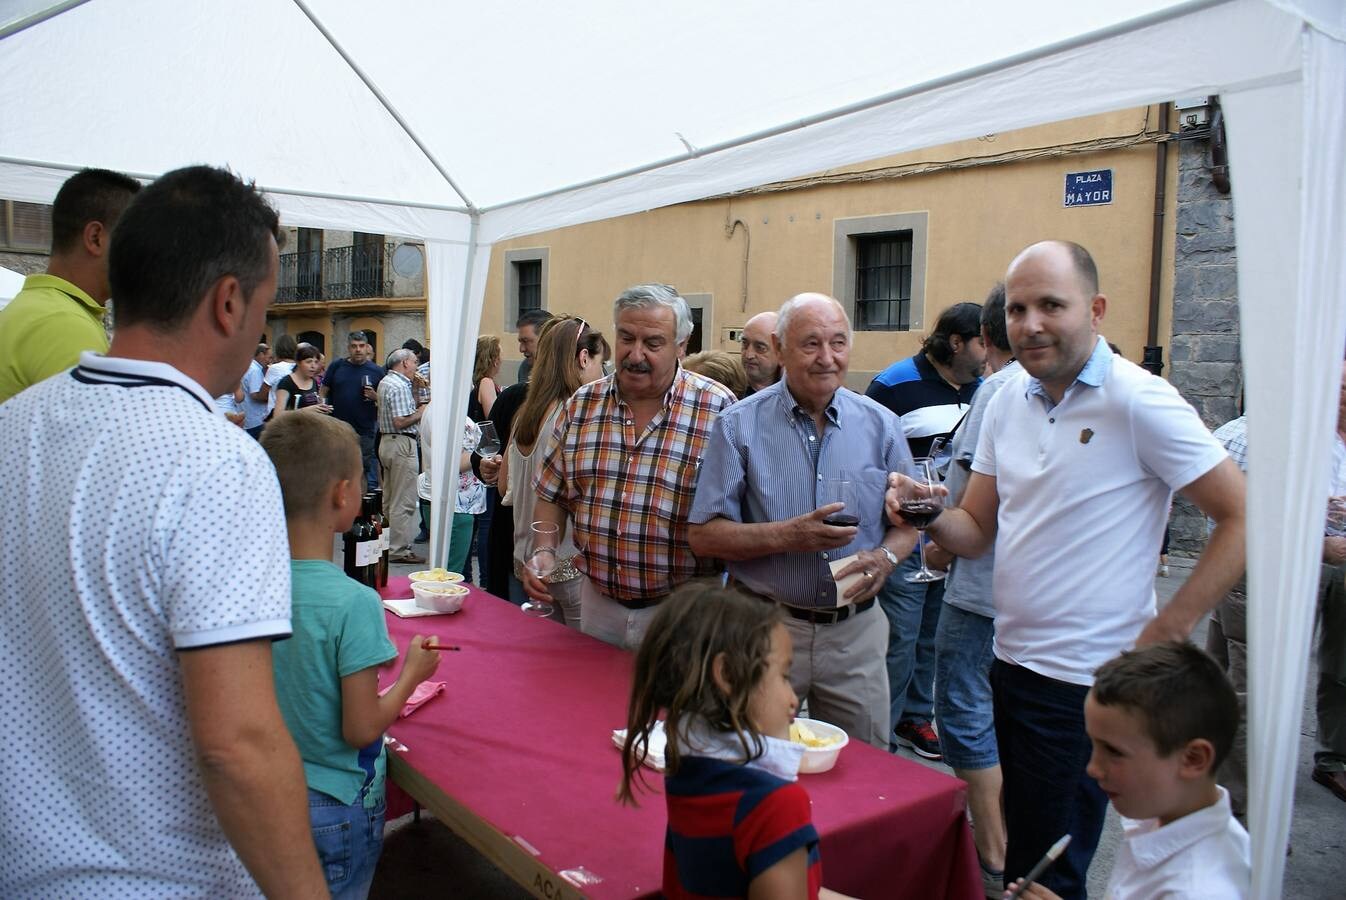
[866,350,979,458]
[663,756,821,899]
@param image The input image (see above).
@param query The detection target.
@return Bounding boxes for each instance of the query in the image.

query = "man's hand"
[791,503,859,553]
[362,384,377,402]
[1324,535,1346,567]
[1134,613,1194,647]
[884,473,949,529]
[479,454,502,486]
[924,542,954,572]
[833,547,898,602]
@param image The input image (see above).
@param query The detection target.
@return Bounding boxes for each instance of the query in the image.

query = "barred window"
[855,232,912,332]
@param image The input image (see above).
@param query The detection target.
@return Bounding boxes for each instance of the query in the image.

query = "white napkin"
[612,721,667,771]
[828,553,867,607]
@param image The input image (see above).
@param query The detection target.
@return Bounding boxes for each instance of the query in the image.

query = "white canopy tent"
[1,0,1342,893]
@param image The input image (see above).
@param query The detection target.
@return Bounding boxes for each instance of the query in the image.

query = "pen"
[1004,834,1071,900]
[421,642,461,651]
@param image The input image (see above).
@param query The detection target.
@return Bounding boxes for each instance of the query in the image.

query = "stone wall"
[0,250,47,275]
[1167,135,1241,555]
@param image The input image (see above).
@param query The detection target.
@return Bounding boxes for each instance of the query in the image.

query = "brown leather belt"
[734,582,875,625]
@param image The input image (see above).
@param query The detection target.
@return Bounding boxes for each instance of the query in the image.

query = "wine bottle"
[359,495,381,587]
[343,502,370,582]
[371,487,389,587]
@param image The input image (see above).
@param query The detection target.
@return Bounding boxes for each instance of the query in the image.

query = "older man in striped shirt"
[377,348,426,564]
[528,284,736,649]
[689,293,918,748]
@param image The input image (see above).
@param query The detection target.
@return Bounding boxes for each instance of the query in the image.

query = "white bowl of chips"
[409,568,464,586]
[412,581,469,614]
[790,717,848,774]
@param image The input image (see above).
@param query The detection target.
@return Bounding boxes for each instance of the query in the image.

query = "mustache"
[621,361,653,374]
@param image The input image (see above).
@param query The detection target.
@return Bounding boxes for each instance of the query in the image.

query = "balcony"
[277,242,395,302]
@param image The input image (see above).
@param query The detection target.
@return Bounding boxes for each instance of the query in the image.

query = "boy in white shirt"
[1008,642,1248,900]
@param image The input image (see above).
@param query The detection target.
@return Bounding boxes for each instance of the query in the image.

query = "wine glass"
[521,521,559,618]
[897,457,947,584]
[820,477,858,527]
[475,420,501,458]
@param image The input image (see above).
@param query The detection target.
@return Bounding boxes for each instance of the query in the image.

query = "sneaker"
[894,718,942,760]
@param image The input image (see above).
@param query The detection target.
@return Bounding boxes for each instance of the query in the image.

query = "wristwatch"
[877,546,900,570]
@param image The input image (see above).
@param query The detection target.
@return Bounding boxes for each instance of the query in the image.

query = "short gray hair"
[775,293,852,348]
[613,283,694,343]
[386,348,416,369]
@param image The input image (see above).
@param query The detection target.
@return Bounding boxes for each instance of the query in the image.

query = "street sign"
[1064,169,1113,207]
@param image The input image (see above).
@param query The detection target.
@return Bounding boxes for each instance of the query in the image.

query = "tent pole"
[288,0,478,213]
[0,0,94,41]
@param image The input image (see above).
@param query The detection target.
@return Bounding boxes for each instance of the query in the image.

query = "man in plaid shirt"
[527,284,736,649]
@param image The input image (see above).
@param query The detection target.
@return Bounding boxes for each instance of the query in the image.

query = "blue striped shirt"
[689,377,911,607]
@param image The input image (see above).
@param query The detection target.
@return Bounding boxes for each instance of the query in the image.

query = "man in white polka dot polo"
[0,167,326,897]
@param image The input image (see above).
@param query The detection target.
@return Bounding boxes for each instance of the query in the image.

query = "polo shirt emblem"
[1080,428,1095,444]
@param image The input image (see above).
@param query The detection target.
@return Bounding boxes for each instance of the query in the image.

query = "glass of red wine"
[821,478,858,528]
[898,457,947,584]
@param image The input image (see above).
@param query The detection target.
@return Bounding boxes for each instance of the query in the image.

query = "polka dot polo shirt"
[0,353,292,896]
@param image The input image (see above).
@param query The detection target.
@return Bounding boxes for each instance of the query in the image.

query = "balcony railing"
[277,242,395,302]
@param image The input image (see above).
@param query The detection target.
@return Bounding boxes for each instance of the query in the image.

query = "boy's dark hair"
[260,413,362,518]
[618,584,784,805]
[516,308,554,330]
[922,301,983,366]
[273,333,298,361]
[50,168,141,254]
[109,165,280,331]
[1092,641,1239,770]
[980,283,1010,353]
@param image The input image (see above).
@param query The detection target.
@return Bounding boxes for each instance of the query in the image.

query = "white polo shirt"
[1105,787,1250,899]
[0,352,291,896]
[973,337,1227,685]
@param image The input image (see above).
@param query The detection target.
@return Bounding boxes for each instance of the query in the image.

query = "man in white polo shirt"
[0,166,325,897]
[886,240,1246,899]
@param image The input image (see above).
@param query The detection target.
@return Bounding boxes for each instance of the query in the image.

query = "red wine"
[898,500,942,530]
[823,513,860,527]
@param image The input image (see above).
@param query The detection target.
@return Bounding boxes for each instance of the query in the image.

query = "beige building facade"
[482,105,1178,388]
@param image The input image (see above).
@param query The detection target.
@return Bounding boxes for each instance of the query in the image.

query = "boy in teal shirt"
[262,414,442,899]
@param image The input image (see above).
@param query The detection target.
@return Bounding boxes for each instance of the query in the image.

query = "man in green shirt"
[0,168,141,403]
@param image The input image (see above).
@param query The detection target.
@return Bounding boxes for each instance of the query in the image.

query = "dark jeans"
[878,548,944,732]
[474,492,495,590]
[992,660,1107,900]
[357,430,379,491]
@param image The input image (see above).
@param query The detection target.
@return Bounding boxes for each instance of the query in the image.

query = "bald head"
[1009,240,1099,297]
[774,293,852,413]
[1004,240,1106,403]
[740,310,781,391]
[777,293,850,349]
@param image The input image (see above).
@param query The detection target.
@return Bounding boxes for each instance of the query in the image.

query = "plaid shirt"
[535,366,735,602]
[377,370,417,436]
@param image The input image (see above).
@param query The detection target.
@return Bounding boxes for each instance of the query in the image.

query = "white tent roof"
[2,2,1343,895]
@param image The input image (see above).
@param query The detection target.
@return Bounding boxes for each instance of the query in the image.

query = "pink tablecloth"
[377,577,980,899]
